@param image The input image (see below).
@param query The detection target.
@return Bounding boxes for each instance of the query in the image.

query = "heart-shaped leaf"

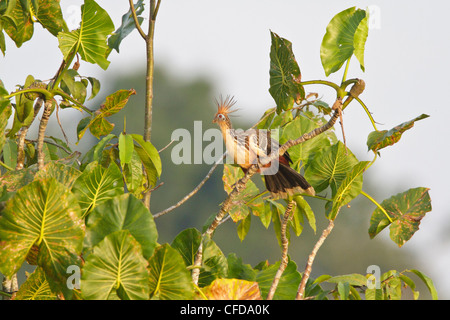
[368,187,432,247]
[58,0,114,70]
[320,7,368,76]
[255,258,301,300]
[304,141,359,195]
[81,230,149,300]
[34,161,81,189]
[269,31,304,113]
[0,178,84,297]
[85,193,158,259]
[328,161,369,220]
[2,0,34,48]
[171,228,228,287]
[34,0,68,36]
[148,243,194,300]
[280,114,336,171]
[14,267,58,300]
[72,161,124,218]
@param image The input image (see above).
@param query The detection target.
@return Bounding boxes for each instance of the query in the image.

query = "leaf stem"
[300,80,346,98]
[354,96,378,131]
[360,190,393,223]
[5,88,53,100]
[341,57,351,85]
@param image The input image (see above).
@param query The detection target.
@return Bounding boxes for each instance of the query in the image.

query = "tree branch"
[153,153,225,219]
[16,98,43,170]
[142,0,160,209]
[267,200,296,300]
[37,100,54,170]
[296,219,335,300]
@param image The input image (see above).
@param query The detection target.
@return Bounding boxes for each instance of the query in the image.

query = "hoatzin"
[213,96,315,199]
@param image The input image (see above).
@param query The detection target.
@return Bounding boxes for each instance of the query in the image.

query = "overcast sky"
[1,0,449,299]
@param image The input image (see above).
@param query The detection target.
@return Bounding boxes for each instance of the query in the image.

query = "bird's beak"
[212,116,217,123]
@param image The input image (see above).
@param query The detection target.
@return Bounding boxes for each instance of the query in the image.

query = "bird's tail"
[263,163,315,199]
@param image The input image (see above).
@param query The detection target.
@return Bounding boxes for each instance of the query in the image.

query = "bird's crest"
[215,95,239,116]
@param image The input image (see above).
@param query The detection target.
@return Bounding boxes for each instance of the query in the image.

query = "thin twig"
[267,200,296,300]
[296,219,335,300]
[55,100,69,145]
[148,181,164,193]
[153,153,226,219]
[158,139,175,153]
[128,0,147,40]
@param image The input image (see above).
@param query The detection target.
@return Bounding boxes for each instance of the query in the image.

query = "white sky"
[1,0,449,299]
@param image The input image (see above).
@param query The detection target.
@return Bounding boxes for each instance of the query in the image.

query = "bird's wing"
[247,129,280,161]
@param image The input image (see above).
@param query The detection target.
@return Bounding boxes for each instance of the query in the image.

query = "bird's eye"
[218,114,225,119]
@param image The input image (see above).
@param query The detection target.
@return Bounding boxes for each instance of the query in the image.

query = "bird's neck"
[218,119,233,139]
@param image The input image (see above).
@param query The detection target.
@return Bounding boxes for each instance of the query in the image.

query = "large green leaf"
[367,114,429,153]
[226,253,258,281]
[34,161,81,189]
[85,193,158,259]
[171,228,228,287]
[57,0,114,70]
[81,230,149,300]
[222,164,262,222]
[320,7,368,76]
[304,141,359,195]
[280,114,336,171]
[368,187,432,247]
[34,0,68,36]
[255,258,301,300]
[148,243,195,300]
[131,133,162,189]
[2,0,34,48]
[71,161,124,218]
[14,267,57,300]
[328,161,369,220]
[0,164,37,192]
[269,31,304,113]
[0,178,84,297]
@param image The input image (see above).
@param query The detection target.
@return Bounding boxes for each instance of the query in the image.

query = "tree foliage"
[0,1,436,300]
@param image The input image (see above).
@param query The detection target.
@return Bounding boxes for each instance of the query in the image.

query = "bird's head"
[213,95,238,126]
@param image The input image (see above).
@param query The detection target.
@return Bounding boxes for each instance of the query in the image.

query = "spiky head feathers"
[213,95,238,126]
